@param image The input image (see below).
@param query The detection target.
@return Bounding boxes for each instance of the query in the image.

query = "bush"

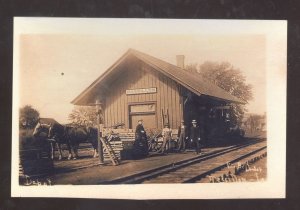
[19,105,40,129]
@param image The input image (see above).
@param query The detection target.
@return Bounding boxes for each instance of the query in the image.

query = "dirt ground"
[48,132,267,185]
[50,146,233,185]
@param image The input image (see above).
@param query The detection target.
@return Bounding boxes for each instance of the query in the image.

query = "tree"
[68,106,99,127]
[186,61,253,126]
[245,114,265,133]
[19,105,40,128]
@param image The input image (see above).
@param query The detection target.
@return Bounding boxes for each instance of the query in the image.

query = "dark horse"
[33,122,72,160]
[48,123,99,160]
[33,122,99,160]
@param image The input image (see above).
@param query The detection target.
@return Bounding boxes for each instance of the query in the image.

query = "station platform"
[50,132,266,185]
[51,145,239,185]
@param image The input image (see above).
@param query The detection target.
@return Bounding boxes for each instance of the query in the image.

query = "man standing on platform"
[177,120,188,152]
[159,123,172,155]
[190,119,202,155]
[135,119,148,156]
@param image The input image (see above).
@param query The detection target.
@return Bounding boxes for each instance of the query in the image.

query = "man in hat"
[135,119,148,156]
[190,119,202,155]
[159,123,172,154]
[177,120,188,152]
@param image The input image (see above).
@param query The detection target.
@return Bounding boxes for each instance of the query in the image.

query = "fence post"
[95,99,104,165]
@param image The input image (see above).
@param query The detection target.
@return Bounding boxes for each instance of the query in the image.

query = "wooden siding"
[102,60,182,129]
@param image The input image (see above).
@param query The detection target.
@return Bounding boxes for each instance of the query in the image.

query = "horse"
[32,122,50,139]
[48,123,99,160]
[32,121,71,160]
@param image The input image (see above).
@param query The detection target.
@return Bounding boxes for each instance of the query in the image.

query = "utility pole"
[95,99,104,165]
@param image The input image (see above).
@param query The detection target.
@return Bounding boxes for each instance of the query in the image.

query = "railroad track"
[101,139,266,184]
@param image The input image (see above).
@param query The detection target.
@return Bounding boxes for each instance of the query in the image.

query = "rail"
[100,138,266,184]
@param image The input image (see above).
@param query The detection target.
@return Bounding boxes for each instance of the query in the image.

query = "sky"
[15,18,286,124]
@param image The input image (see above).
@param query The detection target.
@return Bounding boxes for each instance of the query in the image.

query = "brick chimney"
[176,55,185,69]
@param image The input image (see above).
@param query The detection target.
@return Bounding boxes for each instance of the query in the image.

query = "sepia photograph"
[12,18,286,199]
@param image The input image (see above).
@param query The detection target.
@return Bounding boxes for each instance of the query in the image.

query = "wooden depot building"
[71,49,244,134]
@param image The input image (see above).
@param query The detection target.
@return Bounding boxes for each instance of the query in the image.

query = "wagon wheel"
[148,137,162,152]
[147,138,156,152]
[154,140,163,152]
[147,131,162,152]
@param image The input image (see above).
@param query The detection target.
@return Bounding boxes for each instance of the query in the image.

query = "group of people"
[135,119,204,156]
[159,119,203,155]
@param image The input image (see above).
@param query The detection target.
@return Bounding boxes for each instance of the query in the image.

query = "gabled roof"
[71,49,245,105]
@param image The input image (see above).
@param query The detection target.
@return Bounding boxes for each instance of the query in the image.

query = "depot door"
[129,103,157,130]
